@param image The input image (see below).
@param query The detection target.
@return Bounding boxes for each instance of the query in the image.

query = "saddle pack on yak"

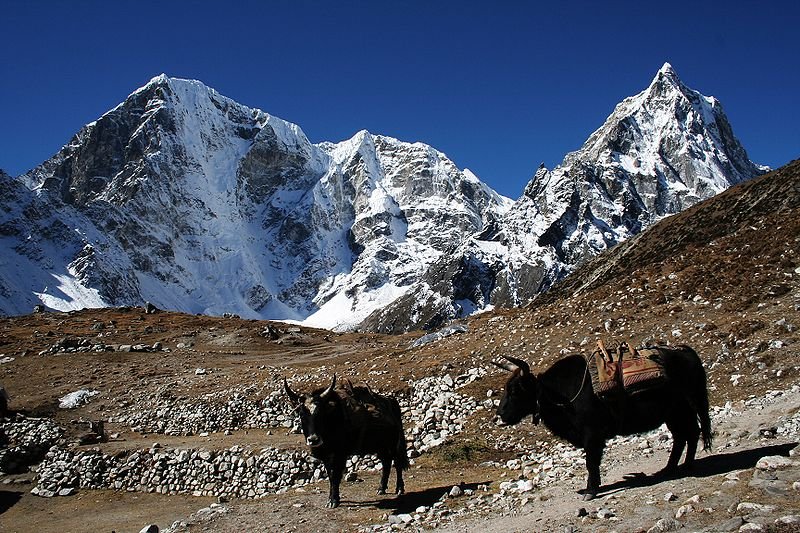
[587,340,667,396]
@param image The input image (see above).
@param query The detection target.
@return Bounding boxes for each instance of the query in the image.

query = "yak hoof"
[582,492,597,501]
[655,466,678,479]
[326,499,340,508]
[396,487,405,495]
[376,488,387,495]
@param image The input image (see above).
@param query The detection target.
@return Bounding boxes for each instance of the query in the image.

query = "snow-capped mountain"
[0,64,765,331]
[7,75,511,329]
[360,63,767,332]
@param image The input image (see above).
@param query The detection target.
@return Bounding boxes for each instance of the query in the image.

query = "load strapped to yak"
[587,339,668,396]
[340,379,404,433]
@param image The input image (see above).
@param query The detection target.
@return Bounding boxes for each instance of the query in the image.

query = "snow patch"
[59,390,99,409]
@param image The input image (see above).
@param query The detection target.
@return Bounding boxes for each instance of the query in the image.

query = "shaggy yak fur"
[496,346,712,500]
[284,375,408,507]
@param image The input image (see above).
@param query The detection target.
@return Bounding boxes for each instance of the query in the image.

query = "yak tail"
[681,345,713,451]
[696,383,713,451]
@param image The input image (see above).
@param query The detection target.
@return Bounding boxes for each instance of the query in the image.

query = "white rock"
[516,479,534,493]
[597,508,615,519]
[58,389,99,409]
[737,502,777,514]
[647,517,681,532]
[755,455,795,470]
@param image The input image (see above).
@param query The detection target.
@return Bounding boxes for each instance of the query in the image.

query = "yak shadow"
[0,490,23,515]
[599,442,797,497]
[341,481,491,513]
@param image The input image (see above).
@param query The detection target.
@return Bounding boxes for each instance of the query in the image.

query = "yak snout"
[306,434,322,447]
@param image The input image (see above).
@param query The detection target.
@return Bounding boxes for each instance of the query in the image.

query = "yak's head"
[283,375,340,449]
[494,355,539,426]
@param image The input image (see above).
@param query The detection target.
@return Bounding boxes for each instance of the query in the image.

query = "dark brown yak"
[495,346,712,500]
[283,375,408,507]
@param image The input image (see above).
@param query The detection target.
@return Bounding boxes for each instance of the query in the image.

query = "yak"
[495,346,712,500]
[283,375,408,508]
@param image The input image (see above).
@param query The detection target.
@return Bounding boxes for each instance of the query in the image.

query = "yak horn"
[320,374,337,399]
[502,354,531,375]
[491,360,515,372]
[283,378,300,404]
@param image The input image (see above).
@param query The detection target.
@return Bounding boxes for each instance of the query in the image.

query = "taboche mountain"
[0,64,766,331]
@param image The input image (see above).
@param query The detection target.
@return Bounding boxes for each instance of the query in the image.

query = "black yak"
[495,346,712,500]
[284,375,408,507]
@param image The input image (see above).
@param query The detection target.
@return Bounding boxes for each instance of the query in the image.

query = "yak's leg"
[394,459,405,495]
[377,455,391,495]
[682,417,701,470]
[325,457,346,508]
[658,420,686,477]
[582,439,605,501]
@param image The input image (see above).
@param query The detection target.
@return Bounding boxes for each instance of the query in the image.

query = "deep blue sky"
[2,1,797,198]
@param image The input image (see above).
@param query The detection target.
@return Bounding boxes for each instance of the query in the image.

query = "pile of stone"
[0,416,63,474]
[38,337,166,355]
[111,386,294,436]
[402,369,484,453]
[32,444,324,499]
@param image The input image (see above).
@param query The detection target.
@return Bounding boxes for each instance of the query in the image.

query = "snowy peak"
[650,61,682,90]
[5,75,512,330]
[0,65,766,333]
[21,74,327,210]
[571,62,764,191]
[658,61,676,76]
[401,62,770,331]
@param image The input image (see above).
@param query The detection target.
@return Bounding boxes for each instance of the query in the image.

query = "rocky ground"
[0,284,798,533]
[1,163,799,532]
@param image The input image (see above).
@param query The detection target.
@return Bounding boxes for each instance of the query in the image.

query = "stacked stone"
[33,444,324,499]
[402,372,482,453]
[0,417,63,474]
[37,337,166,355]
[111,388,294,436]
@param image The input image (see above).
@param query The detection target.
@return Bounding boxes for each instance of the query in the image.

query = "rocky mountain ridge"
[361,63,768,331]
[0,64,765,330]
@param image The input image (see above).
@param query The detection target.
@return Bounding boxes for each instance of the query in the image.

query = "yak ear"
[501,354,531,375]
[283,378,301,405]
[320,374,337,400]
